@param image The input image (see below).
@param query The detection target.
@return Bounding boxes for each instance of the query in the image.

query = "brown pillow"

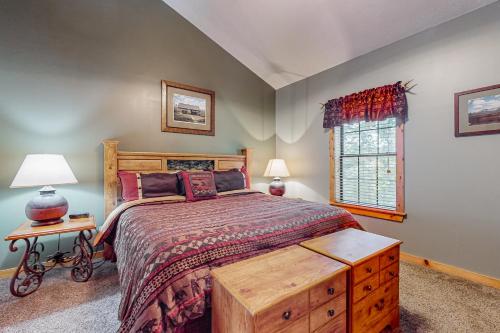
[213,169,246,192]
[118,172,181,201]
[140,173,181,198]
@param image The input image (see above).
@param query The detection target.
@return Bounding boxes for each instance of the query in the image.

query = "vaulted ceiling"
[163,0,496,89]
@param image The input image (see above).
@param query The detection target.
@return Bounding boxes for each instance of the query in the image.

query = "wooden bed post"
[241,148,253,187]
[103,140,119,218]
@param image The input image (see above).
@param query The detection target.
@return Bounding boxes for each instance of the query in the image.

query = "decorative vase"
[26,186,68,226]
[269,177,285,196]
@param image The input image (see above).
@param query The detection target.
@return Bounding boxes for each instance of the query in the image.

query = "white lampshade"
[263,159,290,178]
[10,154,78,188]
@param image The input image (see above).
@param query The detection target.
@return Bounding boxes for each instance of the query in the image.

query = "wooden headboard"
[103,140,253,218]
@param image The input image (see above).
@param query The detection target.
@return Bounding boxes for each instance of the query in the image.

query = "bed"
[95,140,361,333]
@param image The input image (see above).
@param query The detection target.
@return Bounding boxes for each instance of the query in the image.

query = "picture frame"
[161,80,215,136]
[455,84,500,137]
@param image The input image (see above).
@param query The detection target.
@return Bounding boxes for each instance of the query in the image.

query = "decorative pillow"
[176,172,186,196]
[240,166,251,189]
[180,171,218,202]
[118,172,181,202]
[213,169,246,192]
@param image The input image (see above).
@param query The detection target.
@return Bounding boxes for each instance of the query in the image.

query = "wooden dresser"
[211,245,350,333]
[301,228,402,333]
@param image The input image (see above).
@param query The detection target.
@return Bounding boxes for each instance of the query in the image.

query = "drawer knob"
[282,310,292,321]
[375,299,385,311]
[389,271,396,277]
[327,287,335,295]
[328,309,335,317]
[389,255,395,261]
[364,284,372,291]
[366,267,372,273]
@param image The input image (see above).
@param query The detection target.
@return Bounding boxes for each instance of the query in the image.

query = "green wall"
[0,0,275,269]
[276,2,500,278]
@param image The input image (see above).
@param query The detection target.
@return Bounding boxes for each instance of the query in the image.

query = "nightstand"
[4,216,96,297]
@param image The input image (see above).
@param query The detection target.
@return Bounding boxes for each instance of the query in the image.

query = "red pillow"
[241,166,250,189]
[180,171,218,202]
[118,172,140,201]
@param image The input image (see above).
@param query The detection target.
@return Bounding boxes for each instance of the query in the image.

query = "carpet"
[0,262,498,332]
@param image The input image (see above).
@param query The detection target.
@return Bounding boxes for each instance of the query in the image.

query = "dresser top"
[301,228,402,265]
[211,245,349,314]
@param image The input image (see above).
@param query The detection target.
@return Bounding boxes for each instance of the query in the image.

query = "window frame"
[329,121,406,223]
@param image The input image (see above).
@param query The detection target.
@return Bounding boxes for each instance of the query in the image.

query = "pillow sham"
[180,171,218,202]
[176,172,186,196]
[118,172,182,202]
[240,166,251,189]
[213,169,246,192]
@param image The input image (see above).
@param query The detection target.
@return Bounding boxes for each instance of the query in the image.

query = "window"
[330,117,405,222]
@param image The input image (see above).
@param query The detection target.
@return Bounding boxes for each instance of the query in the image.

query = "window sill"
[330,202,406,223]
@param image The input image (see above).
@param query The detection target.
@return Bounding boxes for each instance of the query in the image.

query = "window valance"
[323,81,408,128]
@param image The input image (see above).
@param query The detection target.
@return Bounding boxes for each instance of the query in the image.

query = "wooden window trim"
[330,202,406,222]
[329,123,406,223]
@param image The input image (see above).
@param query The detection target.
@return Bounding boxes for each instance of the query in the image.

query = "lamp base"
[31,219,64,227]
[269,177,285,196]
[26,186,68,227]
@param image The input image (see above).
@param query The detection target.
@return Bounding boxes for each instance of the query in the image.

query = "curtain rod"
[402,79,417,92]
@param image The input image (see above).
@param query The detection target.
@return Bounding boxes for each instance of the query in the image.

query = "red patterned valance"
[323,81,408,128]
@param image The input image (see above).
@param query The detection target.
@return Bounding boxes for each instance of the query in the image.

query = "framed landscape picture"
[455,84,500,137]
[161,80,215,136]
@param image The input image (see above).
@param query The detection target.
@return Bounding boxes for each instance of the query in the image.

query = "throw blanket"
[97,192,360,333]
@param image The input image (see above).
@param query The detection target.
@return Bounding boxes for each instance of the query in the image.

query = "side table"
[4,216,96,297]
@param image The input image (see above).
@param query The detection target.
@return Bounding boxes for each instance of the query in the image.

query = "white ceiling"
[163,0,496,89]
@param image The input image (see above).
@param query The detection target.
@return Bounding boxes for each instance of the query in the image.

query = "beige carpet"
[0,262,498,332]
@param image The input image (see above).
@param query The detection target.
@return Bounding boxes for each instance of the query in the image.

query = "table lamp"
[263,159,290,196]
[10,154,78,226]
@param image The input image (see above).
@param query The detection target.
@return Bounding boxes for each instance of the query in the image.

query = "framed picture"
[161,80,215,136]
[455,84,500,137]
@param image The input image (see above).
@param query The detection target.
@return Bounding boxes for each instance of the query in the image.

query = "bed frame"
[103,140,253,218]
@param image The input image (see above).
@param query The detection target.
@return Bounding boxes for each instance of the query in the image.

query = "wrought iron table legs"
[8,230,94,297]
[9,237,45,297]
[71,230,94,282]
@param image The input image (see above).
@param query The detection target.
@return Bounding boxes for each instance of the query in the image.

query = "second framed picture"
[161,80,215,136]
[455,83,500,137]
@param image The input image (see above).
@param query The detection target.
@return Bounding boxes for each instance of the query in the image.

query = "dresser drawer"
[310,271,347,309]
[380,246,399,269]
[310,294,346,331]
[352,278,399,333]
[380,261,399,285]
[255,290,309,332]
[369,306,399,333]
[353,273,380,303]
[275,314,309,333]
[353,256,379,284]
[313,311,346,333]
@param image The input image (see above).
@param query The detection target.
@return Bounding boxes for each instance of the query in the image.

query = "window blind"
[334,117,397,210]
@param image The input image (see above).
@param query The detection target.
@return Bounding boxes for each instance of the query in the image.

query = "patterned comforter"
[97,191,360,333]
